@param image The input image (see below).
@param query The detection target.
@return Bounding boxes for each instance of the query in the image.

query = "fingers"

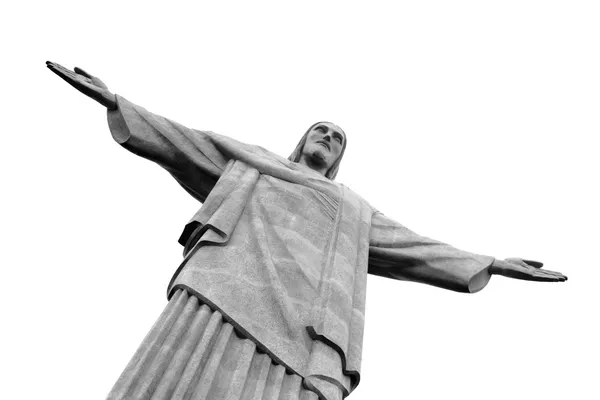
[47,61,96,88]
[497,257,567,282]
[74,67,92,78]
[47,62,90,82]
[533,275,567,282]
[47,61,80,84]
[46,61,73,76]
[505,257,544,269]
[47,61,72,77]
[498,261,568,282]
[73,64,109,90]
[522,259,544,269]
[46,63,77,79]
[546,269,568,281]
[46,61,115,108]
[531,268,568,282]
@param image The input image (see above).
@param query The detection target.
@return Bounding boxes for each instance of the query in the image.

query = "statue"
[47,61,567,400]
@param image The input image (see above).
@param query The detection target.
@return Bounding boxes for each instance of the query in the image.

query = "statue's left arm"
[368,212,566,293]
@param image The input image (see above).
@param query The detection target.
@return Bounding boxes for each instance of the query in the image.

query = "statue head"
[288,121,347,180]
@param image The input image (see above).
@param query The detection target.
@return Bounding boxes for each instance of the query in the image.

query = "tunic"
[107,96,495,397]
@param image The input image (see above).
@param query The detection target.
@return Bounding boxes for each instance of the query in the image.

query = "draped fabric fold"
[107,96,495,399]
[108,289,336,400]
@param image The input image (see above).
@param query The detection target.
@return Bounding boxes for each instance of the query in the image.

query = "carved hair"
[287,121,347,180]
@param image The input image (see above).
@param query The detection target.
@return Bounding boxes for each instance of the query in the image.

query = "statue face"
[301,122,346,172]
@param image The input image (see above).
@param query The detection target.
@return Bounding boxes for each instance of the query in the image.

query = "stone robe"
[107,96,495,397]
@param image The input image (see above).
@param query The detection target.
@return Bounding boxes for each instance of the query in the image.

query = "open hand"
[489,258,567,282]
[46,61,117,110]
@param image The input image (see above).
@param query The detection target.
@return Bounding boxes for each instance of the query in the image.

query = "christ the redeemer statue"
[47,62,567,400]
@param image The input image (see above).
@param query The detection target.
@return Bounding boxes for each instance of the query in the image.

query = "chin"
[311,149,329,165]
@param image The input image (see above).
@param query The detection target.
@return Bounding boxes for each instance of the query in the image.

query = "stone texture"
[106,96,494,398]
[107,289,333,400]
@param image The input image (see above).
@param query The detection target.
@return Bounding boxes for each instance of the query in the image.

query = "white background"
[1,1,598,399]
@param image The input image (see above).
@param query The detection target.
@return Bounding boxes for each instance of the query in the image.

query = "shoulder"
[339,183,377,214]
[208,133,284,160]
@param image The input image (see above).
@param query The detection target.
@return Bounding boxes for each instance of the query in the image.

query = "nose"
[323,135,331,142]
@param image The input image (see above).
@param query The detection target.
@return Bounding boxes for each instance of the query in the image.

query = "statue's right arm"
[47,62,229,202]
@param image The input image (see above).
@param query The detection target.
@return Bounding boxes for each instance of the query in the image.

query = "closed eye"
[315,126,326,133]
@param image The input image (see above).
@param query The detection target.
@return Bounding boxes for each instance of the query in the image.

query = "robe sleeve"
[368,212,495,293]
[107,95,230,202]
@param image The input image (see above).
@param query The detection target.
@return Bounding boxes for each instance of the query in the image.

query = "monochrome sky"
[1,1,598,399]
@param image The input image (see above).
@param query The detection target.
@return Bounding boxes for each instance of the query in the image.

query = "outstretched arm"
[368,212,566,293]
[46,61,230,202]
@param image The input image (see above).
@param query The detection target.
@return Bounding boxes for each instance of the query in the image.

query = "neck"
[298,154,328,176]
